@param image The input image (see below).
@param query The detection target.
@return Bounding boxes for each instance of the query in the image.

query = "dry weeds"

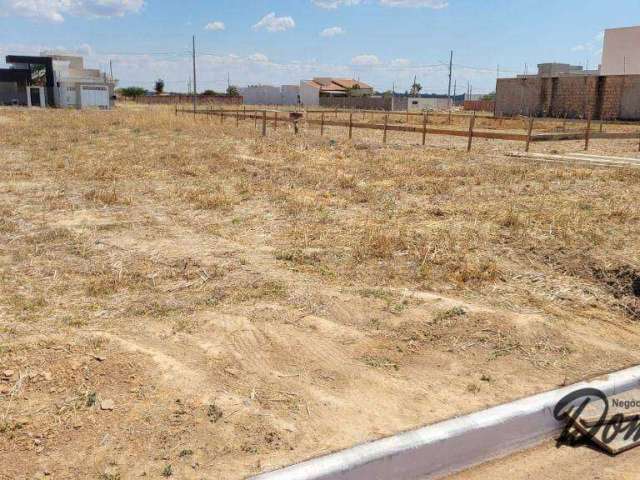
[1,105,640,479]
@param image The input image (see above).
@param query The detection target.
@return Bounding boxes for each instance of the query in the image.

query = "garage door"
[80,85,109,108]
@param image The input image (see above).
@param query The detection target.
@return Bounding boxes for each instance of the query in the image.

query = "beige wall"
[601,26,640,76]
[299,82,320,107]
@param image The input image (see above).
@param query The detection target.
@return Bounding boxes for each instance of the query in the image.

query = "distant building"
[601,26,640,76]
[495,60,640,120]
[0,53,116,108]
[239,84,299,105]
[536,63,589,76]
[407,97,450,112]
[300,78,374,106]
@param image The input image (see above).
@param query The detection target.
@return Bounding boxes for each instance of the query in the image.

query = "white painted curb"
[250,365,640,480]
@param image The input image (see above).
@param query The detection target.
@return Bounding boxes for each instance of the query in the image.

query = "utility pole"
[192,35,197,113]
[109,60,113,81]
[453,80,457,105]
[447,50,453,109]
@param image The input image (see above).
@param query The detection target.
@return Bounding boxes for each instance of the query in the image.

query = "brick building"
[495,63,640,120]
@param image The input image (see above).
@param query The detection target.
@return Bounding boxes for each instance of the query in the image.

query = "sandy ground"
[1,105,639,479]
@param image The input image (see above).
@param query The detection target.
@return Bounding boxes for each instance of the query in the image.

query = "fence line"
[176,107,640,152]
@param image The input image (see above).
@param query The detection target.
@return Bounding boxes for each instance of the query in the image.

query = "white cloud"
[391,58,411,67]
[205,21,225,31]
[571,31,607,55]
[379,0,448,7]
[312,0,361,8]
[320,26,345,37]
[248,53,269,63]
[352,54,381,66]
[0,0,144,22]
[252,12,295,32]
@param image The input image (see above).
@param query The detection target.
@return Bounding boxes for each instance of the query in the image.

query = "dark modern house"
[0,55,54,107]
[0,53,115,108]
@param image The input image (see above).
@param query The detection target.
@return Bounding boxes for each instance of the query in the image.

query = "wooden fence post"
[467,112,476,152]
[254,111,258,129]
[175,104,178,116]
[348,112,353,140]
[274,111,278,131]
[236,110,239,127]
[320,112,325,136]
[599,120,604,133]
[262,110,267,136]
[243,106,246,121]
[525,116,535,152]
[584,115,592,151]
[422,112,427,146]
[220,107,224,124]
[335,108,338,119]
[383,114,388,144]
[448,109,452,125]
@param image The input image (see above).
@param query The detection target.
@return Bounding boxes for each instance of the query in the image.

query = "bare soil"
[1,105,640,479]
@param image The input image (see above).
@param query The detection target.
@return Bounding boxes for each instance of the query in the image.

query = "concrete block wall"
[495,78,542,117]
[619,76,640,119]
[319,96,392,110]
[497,74,640,120]
[600,76,625,120]
[548,76,597,118]
[134,94,242,106]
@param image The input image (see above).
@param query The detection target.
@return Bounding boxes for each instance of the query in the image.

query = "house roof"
[305,78,373,92]
[331,79,372,90]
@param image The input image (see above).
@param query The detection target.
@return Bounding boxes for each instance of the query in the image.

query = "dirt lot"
[1,105,640,479]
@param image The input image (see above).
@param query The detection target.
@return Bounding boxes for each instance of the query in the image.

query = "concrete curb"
[250,365,640,480]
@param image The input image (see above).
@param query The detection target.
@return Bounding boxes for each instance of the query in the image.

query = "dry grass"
[1,105,640,479]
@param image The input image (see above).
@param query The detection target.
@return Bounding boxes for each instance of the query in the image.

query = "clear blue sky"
[1,0,638,93]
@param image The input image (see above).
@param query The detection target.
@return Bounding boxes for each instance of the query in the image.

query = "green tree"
[203,89,219,96]
[118,87,146,98]
[154,79,165,94]
[226,85,240,97]
[482,92,496,101]
[410,82,422,96]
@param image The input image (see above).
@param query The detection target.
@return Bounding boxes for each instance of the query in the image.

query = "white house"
[47,53,116,109]
[600,26,640,76]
